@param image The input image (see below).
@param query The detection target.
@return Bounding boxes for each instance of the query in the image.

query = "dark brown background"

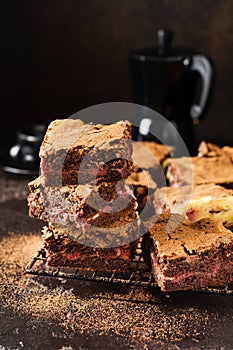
[0,0,232,149]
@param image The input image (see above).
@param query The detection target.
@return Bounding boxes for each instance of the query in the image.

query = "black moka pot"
[129,29,213,154]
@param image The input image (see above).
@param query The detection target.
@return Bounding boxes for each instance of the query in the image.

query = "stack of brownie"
[27,118,233,292]
[143,141,233,291]
[28,118,141,271]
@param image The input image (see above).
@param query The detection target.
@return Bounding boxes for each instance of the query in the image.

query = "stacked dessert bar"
[28,119,141,271]
[39,119,133,186]
[143,141,233,291]
[27,118,233,292]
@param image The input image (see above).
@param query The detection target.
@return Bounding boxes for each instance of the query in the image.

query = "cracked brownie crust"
[142,214,233,292]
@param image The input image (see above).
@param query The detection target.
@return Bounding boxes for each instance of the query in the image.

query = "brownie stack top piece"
[39,119,133,186]
[39,119,132,157]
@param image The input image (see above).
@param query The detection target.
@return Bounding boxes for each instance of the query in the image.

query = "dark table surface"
[0,168,233,350]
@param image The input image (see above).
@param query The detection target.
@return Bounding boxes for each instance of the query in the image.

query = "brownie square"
[27,176,138,231]
[39,119,133,186]
[42,223,139,271]
[153,183,233,228]
[164,152,233,188]
[142,214,233,292]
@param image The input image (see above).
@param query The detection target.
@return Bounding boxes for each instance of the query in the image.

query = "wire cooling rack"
[25,245,157,287]
[25,245,233,295]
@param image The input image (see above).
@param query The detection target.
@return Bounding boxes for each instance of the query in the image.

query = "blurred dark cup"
[5,124,46,175]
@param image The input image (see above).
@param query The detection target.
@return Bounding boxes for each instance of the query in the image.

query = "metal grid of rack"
[25,246,158,287]
[25,246,233,295]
